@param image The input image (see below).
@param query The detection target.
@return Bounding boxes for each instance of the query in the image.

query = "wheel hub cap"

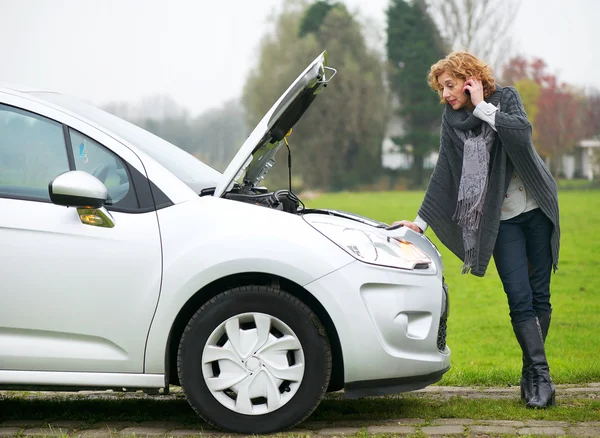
[201,312,306,415]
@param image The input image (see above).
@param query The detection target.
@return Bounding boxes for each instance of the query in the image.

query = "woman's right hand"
[391,220,423,233]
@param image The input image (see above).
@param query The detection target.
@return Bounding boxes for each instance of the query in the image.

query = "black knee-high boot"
[520,311,551,402]
[513,317,555,408]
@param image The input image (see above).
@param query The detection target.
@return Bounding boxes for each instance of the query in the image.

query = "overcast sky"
[1,0,598,116]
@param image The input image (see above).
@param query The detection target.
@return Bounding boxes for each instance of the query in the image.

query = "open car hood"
[213,51,335,197]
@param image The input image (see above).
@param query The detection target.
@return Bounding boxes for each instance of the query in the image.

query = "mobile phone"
[465,89,470,96]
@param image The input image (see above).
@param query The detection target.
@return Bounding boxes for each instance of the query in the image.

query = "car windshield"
[29,92,221,193]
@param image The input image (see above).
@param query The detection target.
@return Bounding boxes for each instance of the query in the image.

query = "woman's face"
[438,71,473,111]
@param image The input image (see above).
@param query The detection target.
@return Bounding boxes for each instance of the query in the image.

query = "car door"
[0,95,163,374]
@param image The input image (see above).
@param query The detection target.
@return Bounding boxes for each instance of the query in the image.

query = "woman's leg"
[494,216,536,401]
[494,212,555,408]
[525,209,553,319]
[523,209,555,406]
[493,216,535,323]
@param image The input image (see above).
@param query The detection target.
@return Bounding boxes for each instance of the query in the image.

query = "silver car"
[0,51,450,434]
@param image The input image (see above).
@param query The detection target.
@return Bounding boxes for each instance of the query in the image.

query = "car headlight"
[310,221,432,270]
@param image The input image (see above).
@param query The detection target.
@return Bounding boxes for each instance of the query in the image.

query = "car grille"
[437,316,448,352]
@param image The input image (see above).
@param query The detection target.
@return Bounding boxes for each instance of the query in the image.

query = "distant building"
[562,138,600,180]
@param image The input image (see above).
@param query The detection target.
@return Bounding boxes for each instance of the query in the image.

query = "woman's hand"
[391,220,423,233]
[463,77,484,107]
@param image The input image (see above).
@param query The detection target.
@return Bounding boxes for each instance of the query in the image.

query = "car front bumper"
[303,260,450,397]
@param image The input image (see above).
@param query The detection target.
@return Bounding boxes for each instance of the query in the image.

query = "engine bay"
[223,187,301,213]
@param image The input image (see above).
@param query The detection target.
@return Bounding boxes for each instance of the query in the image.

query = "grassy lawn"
[306,190,600,387]
[557,178,600,190]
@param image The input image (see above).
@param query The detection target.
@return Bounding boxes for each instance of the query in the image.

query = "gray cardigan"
[417,85,560,277]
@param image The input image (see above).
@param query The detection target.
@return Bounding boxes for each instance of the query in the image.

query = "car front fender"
[143,197,354,374]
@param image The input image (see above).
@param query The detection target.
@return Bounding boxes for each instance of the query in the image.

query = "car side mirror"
[49,170,107,208]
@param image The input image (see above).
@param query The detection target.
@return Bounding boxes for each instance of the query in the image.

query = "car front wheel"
[177,285,332,434]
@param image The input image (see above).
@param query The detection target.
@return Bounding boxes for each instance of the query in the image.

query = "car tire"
[177,285,332,434]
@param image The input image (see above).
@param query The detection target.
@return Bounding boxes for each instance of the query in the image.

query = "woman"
[395,52,560,409]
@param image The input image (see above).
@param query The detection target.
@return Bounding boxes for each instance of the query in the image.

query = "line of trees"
[103,0,600,191]
[242,0,388,191]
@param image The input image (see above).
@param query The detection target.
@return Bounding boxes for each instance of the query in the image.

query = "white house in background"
[562,138,600,180]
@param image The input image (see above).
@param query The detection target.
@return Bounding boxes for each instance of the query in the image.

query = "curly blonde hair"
[428,52,496,103]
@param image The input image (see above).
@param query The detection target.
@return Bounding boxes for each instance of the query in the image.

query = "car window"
[69,129,138,209]
[31,92,221,194]
[0,104,70,201]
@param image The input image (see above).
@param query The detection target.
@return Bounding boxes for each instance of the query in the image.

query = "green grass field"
[306,189,600,386]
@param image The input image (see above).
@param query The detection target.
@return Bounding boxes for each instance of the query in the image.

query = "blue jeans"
[493,208,553,323]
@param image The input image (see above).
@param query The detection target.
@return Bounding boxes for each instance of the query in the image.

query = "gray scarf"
[453,113,497,274]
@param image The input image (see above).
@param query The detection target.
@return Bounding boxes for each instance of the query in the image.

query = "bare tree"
[425,0,520,70]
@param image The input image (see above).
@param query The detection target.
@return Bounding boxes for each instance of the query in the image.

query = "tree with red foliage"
[502,56,555,88]
[502,56,584,176]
